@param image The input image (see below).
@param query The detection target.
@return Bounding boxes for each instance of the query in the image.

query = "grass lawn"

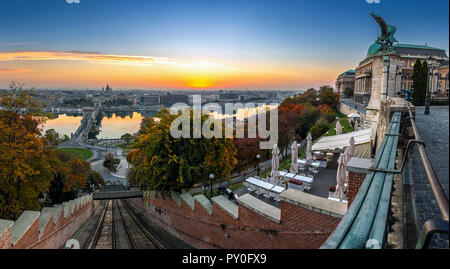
[59,147,93,160]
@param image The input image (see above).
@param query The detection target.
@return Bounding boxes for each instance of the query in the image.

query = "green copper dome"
[367,42,381,57]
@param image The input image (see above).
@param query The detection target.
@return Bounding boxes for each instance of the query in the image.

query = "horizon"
[0,0,448,90]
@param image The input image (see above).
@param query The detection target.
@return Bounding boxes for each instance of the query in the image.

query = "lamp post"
[425,69,432,115]
[256,154,261,176]
[209,174,214,199]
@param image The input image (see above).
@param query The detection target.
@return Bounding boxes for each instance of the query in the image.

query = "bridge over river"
[64,103,102,146]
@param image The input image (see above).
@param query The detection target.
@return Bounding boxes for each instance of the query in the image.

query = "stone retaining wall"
[0,195,98,249]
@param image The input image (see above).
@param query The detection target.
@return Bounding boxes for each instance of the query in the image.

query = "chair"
[247,185,256,193]
[263,191,272,201]
[255,188,266,198]
[273,195,281,206]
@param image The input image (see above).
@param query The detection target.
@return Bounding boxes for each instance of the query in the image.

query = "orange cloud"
[0,68,31,73]
[0,51,221,69]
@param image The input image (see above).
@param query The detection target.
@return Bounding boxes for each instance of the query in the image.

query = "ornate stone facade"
[335,70,355,97]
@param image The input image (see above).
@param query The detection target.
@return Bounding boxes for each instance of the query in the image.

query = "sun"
[188,79,212,88]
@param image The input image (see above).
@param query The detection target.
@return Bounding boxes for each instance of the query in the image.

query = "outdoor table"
[298,159,320,168]
[293,174,313,183]
[245,177,274,191]
[270,185,286,193]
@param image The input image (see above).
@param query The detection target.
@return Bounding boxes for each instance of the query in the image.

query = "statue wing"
[370,12,389,38]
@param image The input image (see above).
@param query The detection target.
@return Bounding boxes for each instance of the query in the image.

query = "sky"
[0,0,448,90]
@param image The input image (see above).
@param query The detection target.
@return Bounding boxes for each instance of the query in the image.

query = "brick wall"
[0,226,12,249]
[347,171,367,207]
[127,191,343,249]
[0,195,97,249]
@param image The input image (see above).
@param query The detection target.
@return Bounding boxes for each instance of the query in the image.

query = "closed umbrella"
[344,136,355,165]
[290,141,299,173]
[335,120,343,135]
[334,154,346,201]
[305,132,313,162]
[343,137,355,189]
[353,120,358,131]
[270,144,280,184]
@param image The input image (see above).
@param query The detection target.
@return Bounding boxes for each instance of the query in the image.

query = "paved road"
[409,106,449,249]
[340,98,367,114]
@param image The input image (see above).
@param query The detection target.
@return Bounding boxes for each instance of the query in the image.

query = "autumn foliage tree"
[0,83,53,219]
[0,83,104,219]
[127,108,237,192]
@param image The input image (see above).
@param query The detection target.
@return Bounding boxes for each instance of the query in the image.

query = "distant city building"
[159,93,188,106]
[141,94,160,105]
[219,93,239,101]
[102,84,113,95]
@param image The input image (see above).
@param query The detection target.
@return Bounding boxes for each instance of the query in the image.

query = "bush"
[310,121,330,139]
[344,87,354,97]
[103,153,120,172]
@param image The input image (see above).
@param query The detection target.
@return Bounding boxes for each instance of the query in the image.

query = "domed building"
[337,15,449,105]
[353,42,448,104]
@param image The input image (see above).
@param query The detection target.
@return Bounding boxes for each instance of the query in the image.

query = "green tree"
[128,108,237,192]
[309,121,330,139]
[121,133,133,144]
[344,87,354,97]
[318,86,339,109]
[43,129,61,148]
[412,59,428,106]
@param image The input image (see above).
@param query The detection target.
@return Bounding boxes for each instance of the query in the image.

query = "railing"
[402,105,449,249]
[321,112,403,249]
[321,107,449,249]
[92,190,143,200]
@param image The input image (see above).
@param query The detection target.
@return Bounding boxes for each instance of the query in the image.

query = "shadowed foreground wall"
[127,189,345,249]
[0,195,98,249]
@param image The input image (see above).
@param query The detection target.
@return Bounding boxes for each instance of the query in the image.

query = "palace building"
[335,70,355,97]
[337,36,449,105]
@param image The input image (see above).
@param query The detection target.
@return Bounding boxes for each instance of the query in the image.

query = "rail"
[93,190,143,200]
[321,112,402,249]
[321,107,449,249]
[403,105,449,249]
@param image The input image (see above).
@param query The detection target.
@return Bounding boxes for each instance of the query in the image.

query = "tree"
[344,87,354,97]
[412,59,428,106]
[309,121,330,139]
[43,129,61,148]
[318,86,339,109]
[278,103,304,157]
[103,153,120,172]
[121,133,133,144]
[128,108,237,192]
[0,82,53,219]
[233,137,262,172]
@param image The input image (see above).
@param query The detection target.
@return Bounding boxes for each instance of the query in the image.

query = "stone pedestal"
[366,54,402,127]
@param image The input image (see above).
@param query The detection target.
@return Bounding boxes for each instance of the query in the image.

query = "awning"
[347,113,360,118]
[312,128,374,158]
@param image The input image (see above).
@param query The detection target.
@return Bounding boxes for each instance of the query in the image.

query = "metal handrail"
[405,105,449,221]
[403,104,449,249]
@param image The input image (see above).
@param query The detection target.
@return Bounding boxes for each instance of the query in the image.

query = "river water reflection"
[43,111,157,138]
[43,105,275,139]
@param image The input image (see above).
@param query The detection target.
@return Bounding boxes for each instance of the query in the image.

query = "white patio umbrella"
[335,120,343,135]
[347,113,360,118]
[344,136,355,164]
[290,141,299,173]
[270,144,281,184]
[334,154,346,201]
[305,132,313,162]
